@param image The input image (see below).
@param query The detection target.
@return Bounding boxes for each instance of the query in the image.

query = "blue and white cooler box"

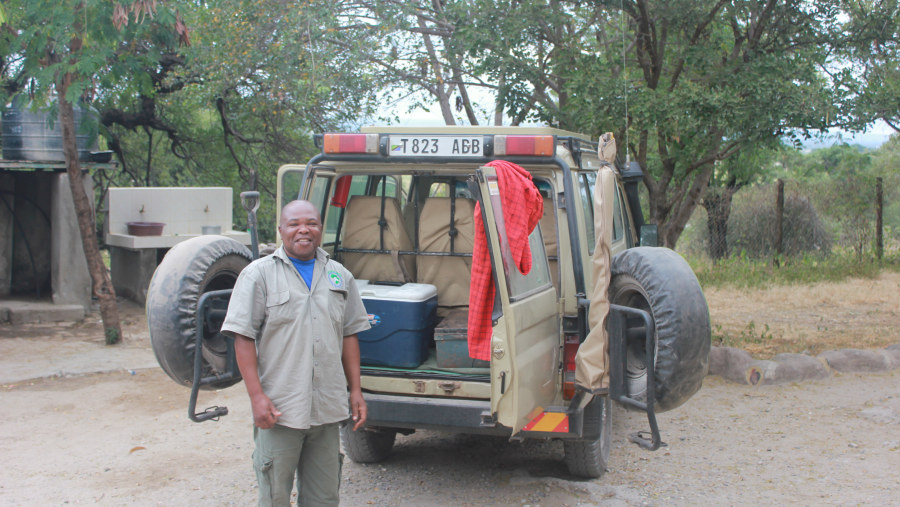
[356,281,438,368]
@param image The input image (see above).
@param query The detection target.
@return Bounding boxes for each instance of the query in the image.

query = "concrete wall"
[51,173,93,308]
[106,187,236,236]
[109,247,160,306]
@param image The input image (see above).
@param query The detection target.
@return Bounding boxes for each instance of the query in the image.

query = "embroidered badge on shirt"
[327,270,344,289]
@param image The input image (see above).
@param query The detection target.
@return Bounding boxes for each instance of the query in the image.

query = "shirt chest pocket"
[265,289,294,327]
[327,287,348,326]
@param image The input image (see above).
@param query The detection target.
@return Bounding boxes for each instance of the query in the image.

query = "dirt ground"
[705,271,900,357]
[1,274,898,506]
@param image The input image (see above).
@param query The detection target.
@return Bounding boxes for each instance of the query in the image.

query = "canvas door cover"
[574,161,617,392]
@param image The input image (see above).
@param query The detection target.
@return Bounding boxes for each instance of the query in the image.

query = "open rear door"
[472,165,559,434]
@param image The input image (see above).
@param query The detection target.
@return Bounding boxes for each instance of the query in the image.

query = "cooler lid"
[357,281,438,302]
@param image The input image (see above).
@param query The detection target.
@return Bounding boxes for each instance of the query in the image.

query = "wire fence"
[680,175,900,263]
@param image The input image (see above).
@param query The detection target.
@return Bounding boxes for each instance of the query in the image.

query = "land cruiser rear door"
[473,165,559,434]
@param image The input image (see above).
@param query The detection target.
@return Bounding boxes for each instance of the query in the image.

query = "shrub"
[681,183,832,260]
[728,184,831,258]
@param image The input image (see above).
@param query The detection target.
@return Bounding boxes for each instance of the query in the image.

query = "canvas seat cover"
[341,196,415,283]
[416,197,476,311]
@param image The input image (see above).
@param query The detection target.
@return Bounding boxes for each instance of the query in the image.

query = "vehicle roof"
[359,125,594,143]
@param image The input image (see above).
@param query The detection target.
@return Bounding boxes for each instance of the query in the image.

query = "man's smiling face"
[278,200,322,261]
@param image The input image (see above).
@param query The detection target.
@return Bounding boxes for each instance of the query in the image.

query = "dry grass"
[704,271,900,358]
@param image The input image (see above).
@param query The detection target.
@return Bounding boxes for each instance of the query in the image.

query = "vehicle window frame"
[483,175,553,302]
[578,171,597,255]
[612,183,624,243]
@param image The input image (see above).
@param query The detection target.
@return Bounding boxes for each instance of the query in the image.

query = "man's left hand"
[349,390,367,431]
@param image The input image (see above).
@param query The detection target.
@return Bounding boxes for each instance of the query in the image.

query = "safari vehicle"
[146,126,710,478]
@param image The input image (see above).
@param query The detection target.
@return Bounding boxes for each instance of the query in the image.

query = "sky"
[802,120,896,149]
[380,98,896,151]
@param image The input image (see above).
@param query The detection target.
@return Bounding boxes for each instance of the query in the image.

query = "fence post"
[775,179,784,257]
[876,177,883,260]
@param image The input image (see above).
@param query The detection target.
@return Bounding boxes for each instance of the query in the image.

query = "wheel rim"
[200,258,245,367]
[612,278,656,400]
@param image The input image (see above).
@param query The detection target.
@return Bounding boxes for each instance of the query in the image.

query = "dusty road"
[1,274,899,506]
[1,361,898,505]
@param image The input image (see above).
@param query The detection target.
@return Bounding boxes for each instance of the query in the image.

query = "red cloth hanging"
[468,160,544,360]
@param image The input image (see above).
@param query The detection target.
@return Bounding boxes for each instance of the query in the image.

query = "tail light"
[494,135,555,156]
[563,333,579,400]
[323,133,379,154]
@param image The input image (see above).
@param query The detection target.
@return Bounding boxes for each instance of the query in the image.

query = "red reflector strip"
[564,334,579,372]
[563,381,576,400]
[323,134,378,154]
[495,135,555,156]
[522,411,569,433]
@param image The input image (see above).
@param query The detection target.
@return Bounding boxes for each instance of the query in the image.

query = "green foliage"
[105,326,120,345]
[774,142,900,260]
[688,248,898,290]
[439,0,871,249]
[4,0,896,250]
[838,0,900,133]
[3,1,386,244]
[683,135,900,264]
[2,0,186,102]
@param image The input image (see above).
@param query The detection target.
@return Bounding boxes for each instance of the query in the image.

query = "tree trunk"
[702,193,728,260]
[701,181,741,260]
[58,73,122,344]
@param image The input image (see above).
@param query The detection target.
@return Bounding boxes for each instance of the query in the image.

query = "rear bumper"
[364,393,511,436]
[363,392,599,439]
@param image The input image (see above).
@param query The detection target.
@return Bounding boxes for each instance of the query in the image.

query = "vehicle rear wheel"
[610,247,710,413]
[563,396,612,478]
[146,235,252,390]
[340,425,397,463]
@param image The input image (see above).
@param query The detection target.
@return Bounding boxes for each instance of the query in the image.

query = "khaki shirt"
[221,246,370,429]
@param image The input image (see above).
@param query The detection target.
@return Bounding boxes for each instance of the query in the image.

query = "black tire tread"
[340,425,396,463]
[563,396,611,478]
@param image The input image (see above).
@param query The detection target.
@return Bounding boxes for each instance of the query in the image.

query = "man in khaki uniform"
[221,200,370,506]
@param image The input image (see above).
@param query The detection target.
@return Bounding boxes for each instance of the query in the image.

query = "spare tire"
[147,235,253,390]
[610,247,710,413]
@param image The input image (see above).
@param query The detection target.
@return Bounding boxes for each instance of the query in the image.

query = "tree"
[3,0,189,343]
[701,143,780,259]
[446,0,874,248]
[94,0,386,241]
[316,1,498,126]
[841,0,900,132]
[785,144,878,259]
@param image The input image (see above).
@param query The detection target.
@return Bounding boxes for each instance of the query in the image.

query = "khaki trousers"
[252,423,342,507]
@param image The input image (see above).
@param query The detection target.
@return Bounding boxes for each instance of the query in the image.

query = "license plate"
[388,136,483,157]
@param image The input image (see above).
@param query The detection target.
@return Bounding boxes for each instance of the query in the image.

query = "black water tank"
[1,97,98,162]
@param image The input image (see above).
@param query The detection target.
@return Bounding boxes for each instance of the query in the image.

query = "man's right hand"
[250,393,282,429]
[234,334,282,429]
